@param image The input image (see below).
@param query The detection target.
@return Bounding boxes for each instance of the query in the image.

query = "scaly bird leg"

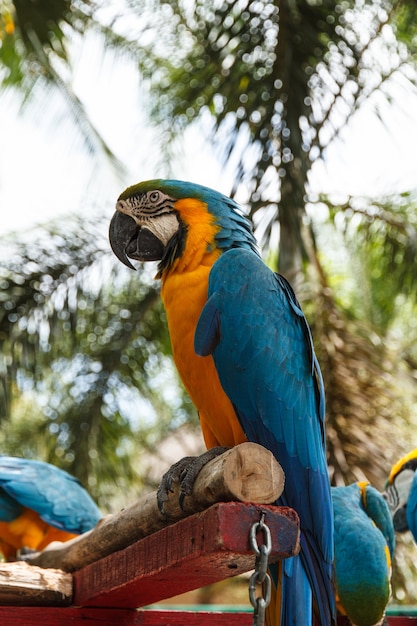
[157,447,229,513]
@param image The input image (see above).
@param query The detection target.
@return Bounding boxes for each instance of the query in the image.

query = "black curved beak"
[109,211,166,269]
[109,211,137,270]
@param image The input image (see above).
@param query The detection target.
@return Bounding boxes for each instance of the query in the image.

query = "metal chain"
[249,512,272,626]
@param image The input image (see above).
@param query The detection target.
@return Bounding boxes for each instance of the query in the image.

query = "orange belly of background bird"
[0,508,77,560]
[161,257,247,449]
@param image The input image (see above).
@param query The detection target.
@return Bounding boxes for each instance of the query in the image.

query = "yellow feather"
[388,448,417,484]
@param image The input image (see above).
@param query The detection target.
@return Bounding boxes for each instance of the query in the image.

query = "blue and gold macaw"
[332,482,394,626]
[0,456,101,560]
[385,448,417,542]
[109,179,335,625]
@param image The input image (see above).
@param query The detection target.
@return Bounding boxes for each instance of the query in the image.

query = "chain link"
[249,512,272,626]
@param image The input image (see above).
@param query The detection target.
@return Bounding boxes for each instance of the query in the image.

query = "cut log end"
[222,443,285,503]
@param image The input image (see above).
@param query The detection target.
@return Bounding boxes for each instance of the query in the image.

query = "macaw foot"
[157,446,229,513]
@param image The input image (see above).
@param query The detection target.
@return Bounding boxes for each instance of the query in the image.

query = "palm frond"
[0,0,128,173]
[317,192,417,330]
[313,288,416,489]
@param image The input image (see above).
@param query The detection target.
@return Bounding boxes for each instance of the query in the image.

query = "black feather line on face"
[156,219,188,278]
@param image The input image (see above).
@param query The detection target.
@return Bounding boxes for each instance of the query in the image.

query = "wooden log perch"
[0,561,72,606]
[22,443,285,573]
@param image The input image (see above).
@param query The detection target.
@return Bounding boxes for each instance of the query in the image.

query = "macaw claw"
[156,455,196,514]
[157,447,229,514]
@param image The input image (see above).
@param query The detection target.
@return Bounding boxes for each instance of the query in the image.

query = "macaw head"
[109,179,258,278]
[385,448,417,533]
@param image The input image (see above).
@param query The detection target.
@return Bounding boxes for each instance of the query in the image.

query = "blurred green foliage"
[0,217,196,508]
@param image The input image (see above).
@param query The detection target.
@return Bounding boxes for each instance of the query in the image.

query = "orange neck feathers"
[160,198,247,448]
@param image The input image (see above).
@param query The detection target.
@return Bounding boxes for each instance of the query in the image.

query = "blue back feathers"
[194,247,334,625]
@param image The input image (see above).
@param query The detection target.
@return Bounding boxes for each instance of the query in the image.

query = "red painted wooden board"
[0,607,415,626]
[73,502,300,608]
[0,607,254,625]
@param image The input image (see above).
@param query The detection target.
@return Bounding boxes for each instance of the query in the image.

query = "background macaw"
[385,448,417,542]
[109,179,335,625]
[0,456,102,560]
[332,482,394,626]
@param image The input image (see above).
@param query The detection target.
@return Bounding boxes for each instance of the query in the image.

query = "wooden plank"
[73,502,300,608]
[0,562,72,606]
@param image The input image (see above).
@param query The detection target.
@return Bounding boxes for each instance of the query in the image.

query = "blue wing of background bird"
[406,471,417,541]
[362,483,395,558]
[0,489,23,522]
[0,457,101,533]
[195,248,334,625]
[332,483,394,626]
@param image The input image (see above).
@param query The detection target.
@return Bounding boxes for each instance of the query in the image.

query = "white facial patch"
[385,468,415,514]
[143,212,179,245]
[116,198,179,245]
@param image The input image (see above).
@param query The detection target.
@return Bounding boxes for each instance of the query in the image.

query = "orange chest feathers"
[160,252,246,449]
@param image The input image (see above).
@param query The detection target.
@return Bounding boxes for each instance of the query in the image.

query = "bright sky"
[1,30,417,238]
[0,32,235,237]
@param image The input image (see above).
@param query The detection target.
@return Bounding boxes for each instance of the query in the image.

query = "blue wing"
[0,457,102,533]
[0,489,23,522]
[195,248,334,626]
[407,471,417,542]
[362,483,395,559]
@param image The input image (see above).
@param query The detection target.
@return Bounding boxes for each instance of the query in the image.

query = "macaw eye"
[149,191,160,203]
